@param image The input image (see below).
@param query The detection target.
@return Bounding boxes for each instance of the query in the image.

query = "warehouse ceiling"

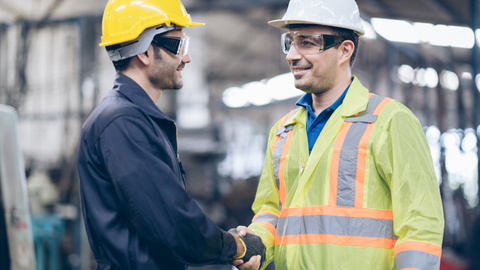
[0,0,477,28]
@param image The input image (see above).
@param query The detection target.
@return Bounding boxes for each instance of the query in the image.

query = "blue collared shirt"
[295,83,351,154]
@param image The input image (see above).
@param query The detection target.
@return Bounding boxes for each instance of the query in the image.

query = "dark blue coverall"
[77,73,237,270]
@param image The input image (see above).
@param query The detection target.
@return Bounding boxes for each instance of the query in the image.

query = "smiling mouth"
[291,67,311,76]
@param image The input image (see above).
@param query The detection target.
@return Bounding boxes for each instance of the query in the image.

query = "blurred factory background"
[0,0,480,269]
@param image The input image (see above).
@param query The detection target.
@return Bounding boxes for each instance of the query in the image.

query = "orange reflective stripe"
[394,241,442,257]
[354,122,375,208]
[280,206,393,220]
[256,221,276,236]
[275,234,396,249]
[329,122,352,206]
[373,97,393,115]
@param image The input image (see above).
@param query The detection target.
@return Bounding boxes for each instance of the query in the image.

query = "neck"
[311,74,352,116]
[121,69,162,104]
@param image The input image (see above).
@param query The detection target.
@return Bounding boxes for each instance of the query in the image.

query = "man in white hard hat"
[76,0,266,269]
[232,0,444,269]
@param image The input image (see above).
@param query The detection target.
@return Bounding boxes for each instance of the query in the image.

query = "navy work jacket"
[77,73,236,270]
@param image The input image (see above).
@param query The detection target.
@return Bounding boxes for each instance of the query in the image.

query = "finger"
[238,255,260,270]
[254,255,261,269]
[236,225,248,236]
[232,259,244,266]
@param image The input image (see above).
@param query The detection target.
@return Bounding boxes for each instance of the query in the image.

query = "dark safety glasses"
[152,35,190,57]
[281,31,345,55]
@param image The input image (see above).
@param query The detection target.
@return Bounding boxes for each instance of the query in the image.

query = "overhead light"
[222,87,249,108]
[424,68,439,88]
[415,68,427,87]
[361,19,377,40]
[476,74,480,91]
[413,22,434,43]
[371,18,419,44]
[441,70,459,91]
[448,26,475,48]
[266,73,303,101]
[244,81,272,106]
[462,72,472,80]
[397,65,414,83]
[222,73,304,108]
[371,18,476,48]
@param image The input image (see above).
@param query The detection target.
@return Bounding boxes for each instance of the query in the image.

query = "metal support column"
[471,0,480,210]
[387,43,398,99]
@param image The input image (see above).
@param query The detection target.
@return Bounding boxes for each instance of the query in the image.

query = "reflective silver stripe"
[272,124,294,190]
[336,122,368,207]
[277,215,397,239]
[394,250,441,270]
[336,95,389,207]
[272,108,299,208]
[253,213,279,228]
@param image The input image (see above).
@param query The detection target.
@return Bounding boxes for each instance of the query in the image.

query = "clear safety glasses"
[152,35,190,57]
[281,31,345,55]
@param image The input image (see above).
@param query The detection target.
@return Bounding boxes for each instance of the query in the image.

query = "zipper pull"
[299,158,305,174]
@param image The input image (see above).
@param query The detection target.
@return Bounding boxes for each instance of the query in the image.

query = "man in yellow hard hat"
[76,0,261,269]
[232,0,444,269]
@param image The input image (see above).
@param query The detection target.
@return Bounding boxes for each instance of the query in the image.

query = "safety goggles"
[281,31,345,55]
[152,35,190,57]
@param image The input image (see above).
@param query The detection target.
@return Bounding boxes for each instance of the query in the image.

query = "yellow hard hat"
[100,0,204,47]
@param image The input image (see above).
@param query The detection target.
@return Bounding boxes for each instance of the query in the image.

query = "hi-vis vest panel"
[251,94,442,270]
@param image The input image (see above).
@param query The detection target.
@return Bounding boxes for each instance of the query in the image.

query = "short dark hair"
[112,57,132,72]
[330,26,360,67]
[287,24,360,67]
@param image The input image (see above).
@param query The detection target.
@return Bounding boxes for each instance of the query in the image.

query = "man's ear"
[136,44,153,66]
[338,40,354,66]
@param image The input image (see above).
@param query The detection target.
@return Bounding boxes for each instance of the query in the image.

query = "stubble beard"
[294,58,338,95]
[148,48,183,90]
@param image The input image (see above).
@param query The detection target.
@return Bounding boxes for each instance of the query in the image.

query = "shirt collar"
[295,80,352,114]
[113,73,172,122]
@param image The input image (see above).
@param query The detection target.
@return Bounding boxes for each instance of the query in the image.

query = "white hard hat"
[268,0,365,36]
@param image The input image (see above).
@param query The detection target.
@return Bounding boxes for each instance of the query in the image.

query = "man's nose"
[286,44,302,63]
[182,53,191,63]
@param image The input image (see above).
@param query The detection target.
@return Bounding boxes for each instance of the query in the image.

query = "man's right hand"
[231,226,261,270]
[231,255,262,270]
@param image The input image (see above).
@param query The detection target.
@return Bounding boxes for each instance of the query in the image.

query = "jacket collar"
[339,75,369,118]
[283,75,368,127]
[113,73,173,122]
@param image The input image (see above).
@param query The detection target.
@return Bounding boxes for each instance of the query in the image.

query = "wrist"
[231,234,247,259]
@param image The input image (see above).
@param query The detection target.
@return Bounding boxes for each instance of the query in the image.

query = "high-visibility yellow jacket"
[249,76,444,270]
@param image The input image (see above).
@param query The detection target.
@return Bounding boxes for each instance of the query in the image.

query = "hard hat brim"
[268,19,365,37]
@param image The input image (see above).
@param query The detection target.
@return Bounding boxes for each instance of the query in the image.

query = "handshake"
[228,227,266,269]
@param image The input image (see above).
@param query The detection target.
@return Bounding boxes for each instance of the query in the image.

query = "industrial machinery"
[0,105,36,270]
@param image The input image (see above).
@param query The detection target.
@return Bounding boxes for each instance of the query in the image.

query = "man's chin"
[294,82,311,93]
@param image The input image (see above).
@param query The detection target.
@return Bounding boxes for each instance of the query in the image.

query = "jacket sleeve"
[375,102,444,270]
[248,120,282,270]
[98,115,236,266]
